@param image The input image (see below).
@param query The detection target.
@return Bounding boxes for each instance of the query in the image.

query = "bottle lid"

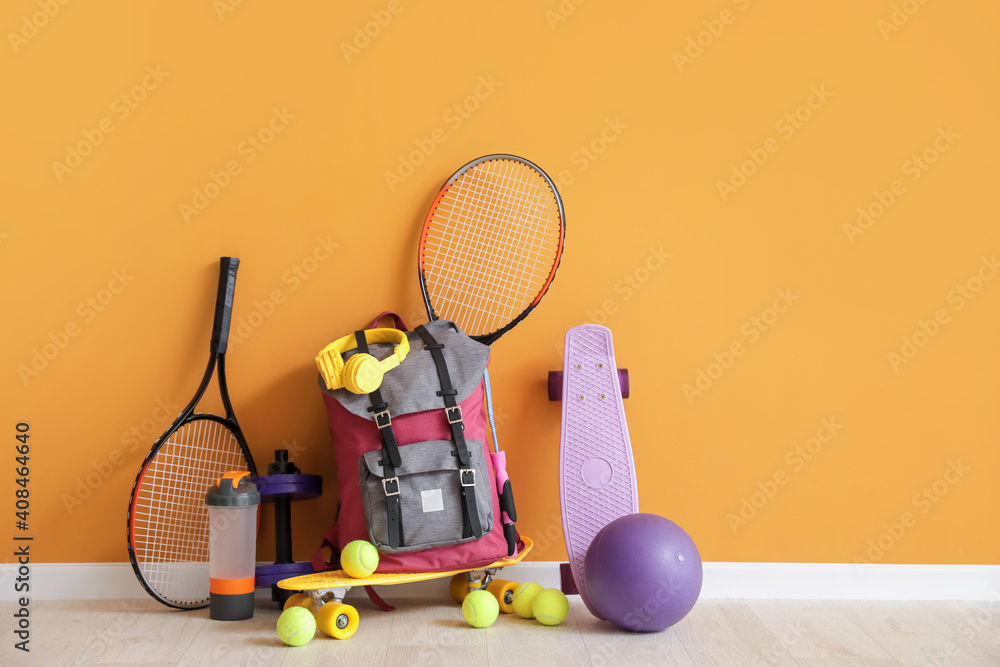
[205,471,260,507]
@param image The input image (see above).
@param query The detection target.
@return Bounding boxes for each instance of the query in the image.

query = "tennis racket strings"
[130,419,247,606]
[422,157,564,339]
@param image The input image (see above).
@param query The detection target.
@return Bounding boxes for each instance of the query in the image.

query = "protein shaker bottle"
[205,471,260,621]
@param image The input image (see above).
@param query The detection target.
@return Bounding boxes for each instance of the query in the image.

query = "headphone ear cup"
[317,348,347,390]
[344,353,384,394]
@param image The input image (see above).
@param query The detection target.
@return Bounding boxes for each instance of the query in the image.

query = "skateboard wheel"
[449,573,472,603]
[317,602,359,640]
[486,579,518,614]
[548,369,630,401]
[282,593,317,614]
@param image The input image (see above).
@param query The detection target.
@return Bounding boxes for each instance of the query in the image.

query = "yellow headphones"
[316,328,410,394]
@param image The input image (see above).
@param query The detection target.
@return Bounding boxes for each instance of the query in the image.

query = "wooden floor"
[4,595,1000,666]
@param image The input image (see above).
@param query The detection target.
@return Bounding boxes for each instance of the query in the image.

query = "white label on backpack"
[421,488,444,513]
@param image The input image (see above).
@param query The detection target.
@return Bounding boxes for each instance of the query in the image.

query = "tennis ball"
[341,540,379,578]
[283,593,318,616]
[462,589,500,628]
[512,582,543,619]
[532,588,569,626]
[277,606,316,647]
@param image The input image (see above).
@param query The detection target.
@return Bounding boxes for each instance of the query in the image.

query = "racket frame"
[126,257,256,610]
[417,153,566,346]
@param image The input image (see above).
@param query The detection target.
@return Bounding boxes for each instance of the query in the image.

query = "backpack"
[311,314,516,574]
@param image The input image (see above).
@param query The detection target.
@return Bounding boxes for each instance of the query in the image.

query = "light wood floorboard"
[2,596,996,666]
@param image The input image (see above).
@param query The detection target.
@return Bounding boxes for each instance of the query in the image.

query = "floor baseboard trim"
[3,561,998,602]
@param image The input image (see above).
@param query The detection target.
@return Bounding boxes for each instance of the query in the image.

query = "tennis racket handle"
[211,257,240,354]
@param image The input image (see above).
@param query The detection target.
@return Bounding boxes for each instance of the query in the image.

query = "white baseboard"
[2,561,998,602]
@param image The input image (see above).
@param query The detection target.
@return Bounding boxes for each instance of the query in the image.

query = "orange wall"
[2,1,998,567]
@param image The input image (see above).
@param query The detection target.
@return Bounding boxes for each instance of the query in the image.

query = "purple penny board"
[559,324,638,619]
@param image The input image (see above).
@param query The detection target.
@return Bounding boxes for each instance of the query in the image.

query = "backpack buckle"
[374,409,392,428]
[382,477,400,496]
[446,405,463,424]
[460,469,476,487]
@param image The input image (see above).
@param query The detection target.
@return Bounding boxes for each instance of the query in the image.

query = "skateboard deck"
[278,536,533,592]
[558,324,638,619]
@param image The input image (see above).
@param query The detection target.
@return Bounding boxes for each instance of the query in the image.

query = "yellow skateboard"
[277,537,534,639]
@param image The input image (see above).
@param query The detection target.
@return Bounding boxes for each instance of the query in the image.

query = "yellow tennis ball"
[532,588,569,626]
[341,540,379,578]
[277,606,316,647]
[462,589,500,628]
[283,593,318,616]
[512,582,543,619]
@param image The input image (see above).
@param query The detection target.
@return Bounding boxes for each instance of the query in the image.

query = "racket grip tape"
[211,257,240,354]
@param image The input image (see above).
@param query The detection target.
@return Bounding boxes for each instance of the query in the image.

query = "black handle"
[211,257,240,354]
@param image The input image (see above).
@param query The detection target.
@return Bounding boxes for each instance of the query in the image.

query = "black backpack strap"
[356,330,403,549]
[414,325,483,539]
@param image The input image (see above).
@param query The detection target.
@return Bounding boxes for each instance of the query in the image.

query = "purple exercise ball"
[583,513,702,632]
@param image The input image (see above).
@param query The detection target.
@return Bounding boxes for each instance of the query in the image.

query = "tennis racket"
[418,154,566,345]
[417,154,566,554]
[127,256,257,609]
